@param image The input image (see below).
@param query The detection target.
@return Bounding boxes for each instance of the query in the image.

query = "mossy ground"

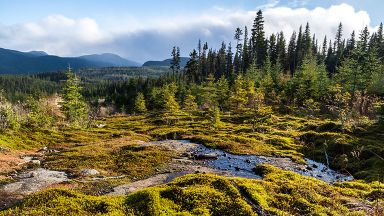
[1,113,384,215]
[2,166,383,215]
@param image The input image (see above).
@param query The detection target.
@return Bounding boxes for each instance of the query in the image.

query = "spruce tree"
[60,67,88,126]
[183,91,198,121]
[229,74,247,113]
[162,83,181,125]
[251,10,267,67]
[134,92,147,114]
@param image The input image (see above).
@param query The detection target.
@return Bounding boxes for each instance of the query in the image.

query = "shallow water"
[168,140,353,183]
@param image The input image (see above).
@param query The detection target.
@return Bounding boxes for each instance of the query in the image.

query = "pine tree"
[134,92,147,114]
[216,76,230,111]
[171,46,181,76]
[269,33,278,65]
[183,91,198,121]
[276,31,286,68]
[162,83,181,125]
[287,31,297,74]
[234,27,243,74]
[209,106,222,129]
[60,67,88,126]
[229,74,247,113]
[242,26,250,72]
[185,49,199,83]
[251,10,267,67]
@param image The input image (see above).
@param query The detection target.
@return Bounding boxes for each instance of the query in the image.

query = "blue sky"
[0,0,382,62]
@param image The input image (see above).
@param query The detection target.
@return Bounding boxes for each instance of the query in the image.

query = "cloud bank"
[0,3,377,63]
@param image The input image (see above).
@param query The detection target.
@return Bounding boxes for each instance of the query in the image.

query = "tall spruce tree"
[251,10,267,67]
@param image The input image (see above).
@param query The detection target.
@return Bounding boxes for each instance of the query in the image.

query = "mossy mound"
[3,166,383,215]
[0,189,125,216]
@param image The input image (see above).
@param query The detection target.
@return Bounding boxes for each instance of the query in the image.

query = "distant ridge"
[79,53,140,67]
[0,48,140,74]
[143,57,190,68]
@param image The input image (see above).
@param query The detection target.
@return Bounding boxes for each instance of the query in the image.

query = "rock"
[81,169,100,176]
[235,167,240,171]
[0,146,9,152]
[312,164,318,168]
[306,166,313,171]
[1,168,68,195]
[245,159,251,163]
[96,124,106,128]
[194,153,219,160]
[37,147,48,152]
[30,160,41,166]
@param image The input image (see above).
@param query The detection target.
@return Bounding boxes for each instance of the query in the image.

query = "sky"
[0,0,382,63]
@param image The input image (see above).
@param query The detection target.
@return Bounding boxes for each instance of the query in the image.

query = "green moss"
[0,189,125,216]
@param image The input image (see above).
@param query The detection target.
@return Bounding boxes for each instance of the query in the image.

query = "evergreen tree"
[171,46,181,76]
[209,106,222,129]
[287,31,297,74]
[162,83,181,125]
[234,27,243,74]
[251,10,267,67]
[134,92,147,114]
[242,26,250,72]
[229,74,247,113]
[60,67,88,126]
[185,49,199,83]
[216,76,230,111]
[183,91,198,121]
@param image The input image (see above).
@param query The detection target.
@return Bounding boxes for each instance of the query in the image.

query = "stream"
[152,140,353,183]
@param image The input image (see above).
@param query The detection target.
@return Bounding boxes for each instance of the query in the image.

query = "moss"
[0,189,125,216]
[125,174,256,216]
[235,165,381,215]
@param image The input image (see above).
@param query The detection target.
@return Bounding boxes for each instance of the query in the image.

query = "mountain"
[79,53,140,67]
[143,57,190,68]
[0,48,139,74]
[26,51,48,57]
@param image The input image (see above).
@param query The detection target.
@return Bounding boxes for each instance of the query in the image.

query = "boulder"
[81,169,100,176]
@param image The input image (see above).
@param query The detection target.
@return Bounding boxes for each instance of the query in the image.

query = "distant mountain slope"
[143,57,190,68]
[79,53,140,67]
[0,48,139,74]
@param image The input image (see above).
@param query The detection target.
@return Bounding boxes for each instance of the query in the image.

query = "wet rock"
[194,153,219,160]
[81,169,100,176]
[306,166,313,171]
[312,164,318,168]
[245,159,252,163]
[235,167,240,171]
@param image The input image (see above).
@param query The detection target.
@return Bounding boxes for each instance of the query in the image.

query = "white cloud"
[0,3,377,63]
